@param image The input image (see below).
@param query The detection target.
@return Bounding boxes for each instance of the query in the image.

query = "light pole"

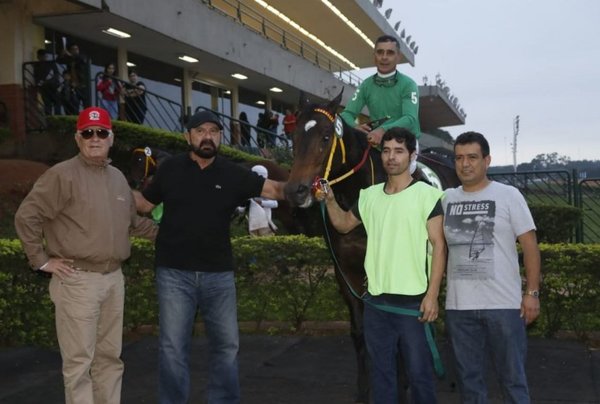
[512,115,520,172]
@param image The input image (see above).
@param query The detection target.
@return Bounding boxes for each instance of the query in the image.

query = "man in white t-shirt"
[442,131,541,403]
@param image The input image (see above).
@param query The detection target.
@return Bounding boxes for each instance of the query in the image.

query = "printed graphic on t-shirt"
[445,200,496,279]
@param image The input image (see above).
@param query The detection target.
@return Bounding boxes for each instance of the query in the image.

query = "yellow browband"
[313,108,335,123]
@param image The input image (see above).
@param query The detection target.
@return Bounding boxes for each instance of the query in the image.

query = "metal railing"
[576,178,600,243]
[0,100,8,128]
[203,0,362,87]
[488,169,600,243]
[22,61,92,131]
[193,106,292,160]
[94,73,184,132]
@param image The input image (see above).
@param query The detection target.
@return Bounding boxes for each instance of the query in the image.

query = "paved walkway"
[1,335,598,403]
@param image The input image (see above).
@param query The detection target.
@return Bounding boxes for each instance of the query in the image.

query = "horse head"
[285,91,372,208]
[129,146,170,189]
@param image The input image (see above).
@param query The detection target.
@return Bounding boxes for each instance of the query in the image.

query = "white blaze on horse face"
[304,120,317,132]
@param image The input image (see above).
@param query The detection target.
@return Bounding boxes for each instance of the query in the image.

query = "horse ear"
[298,91,311,109]
[326,89,344,113]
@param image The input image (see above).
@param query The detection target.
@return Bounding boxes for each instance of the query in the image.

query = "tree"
[530,152,571,170]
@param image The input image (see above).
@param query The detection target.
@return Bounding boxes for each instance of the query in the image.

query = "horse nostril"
[296,184,309,198]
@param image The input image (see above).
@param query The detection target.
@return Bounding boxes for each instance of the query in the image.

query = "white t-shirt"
[442,181,536,310]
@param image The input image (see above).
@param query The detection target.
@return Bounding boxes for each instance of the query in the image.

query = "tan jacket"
[15,154,157,273]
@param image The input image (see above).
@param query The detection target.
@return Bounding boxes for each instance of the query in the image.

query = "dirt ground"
[0,159,48,236]
[0,159,48,193]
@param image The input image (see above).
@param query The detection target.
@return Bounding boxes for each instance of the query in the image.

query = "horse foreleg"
[339,285,370,403]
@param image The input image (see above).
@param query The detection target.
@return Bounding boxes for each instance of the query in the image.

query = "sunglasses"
[80,128,111,139]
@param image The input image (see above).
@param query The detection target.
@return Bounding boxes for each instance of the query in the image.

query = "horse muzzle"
[284,182,314,208]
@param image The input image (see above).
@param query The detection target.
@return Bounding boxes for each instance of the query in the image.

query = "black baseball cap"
[186,110,223,131]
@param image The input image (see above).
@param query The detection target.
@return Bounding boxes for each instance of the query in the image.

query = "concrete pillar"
[116,46,128,120]
[182,69,193,118]
[117,46,128,82]
[0,2,45,145]
[230,86,239,120]
[265,93,272,112]
[210,87,219,111]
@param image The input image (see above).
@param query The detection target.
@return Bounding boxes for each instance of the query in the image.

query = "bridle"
[311,108,375,189]
[132,147,157,189]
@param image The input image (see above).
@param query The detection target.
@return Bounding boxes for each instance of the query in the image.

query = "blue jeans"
[99,98,119,120]
[446,309,529,404]
[157,267,240,404]
[364,297,436,404]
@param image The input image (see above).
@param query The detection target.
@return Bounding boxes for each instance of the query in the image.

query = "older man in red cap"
[15,107,157,404]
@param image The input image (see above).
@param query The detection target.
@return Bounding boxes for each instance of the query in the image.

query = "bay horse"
[284,91,459,403]
[129,146,172,190]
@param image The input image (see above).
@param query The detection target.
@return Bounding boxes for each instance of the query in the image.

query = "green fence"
[488,170,600,243]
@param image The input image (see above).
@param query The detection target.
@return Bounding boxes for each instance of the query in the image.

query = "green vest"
[358,182,443,296]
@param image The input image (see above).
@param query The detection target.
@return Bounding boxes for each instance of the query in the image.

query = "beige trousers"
[250,227,275,237]
[49,269,125,404]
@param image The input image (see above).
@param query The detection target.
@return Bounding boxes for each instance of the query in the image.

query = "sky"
[357,0,600,166]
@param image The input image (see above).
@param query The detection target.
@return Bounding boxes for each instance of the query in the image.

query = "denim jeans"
[157,267,240,404]
[363,297,436,404]
[446,309,529,404]
[99,98,119,120]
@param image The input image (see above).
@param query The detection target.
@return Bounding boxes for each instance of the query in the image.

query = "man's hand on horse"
[366,127,385,147]
[355,123,371,135]
[313,178,333,202]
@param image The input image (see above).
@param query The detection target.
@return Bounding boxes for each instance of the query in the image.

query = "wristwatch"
[525,290,539,298]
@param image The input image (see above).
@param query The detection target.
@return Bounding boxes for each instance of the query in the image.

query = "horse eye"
[323,135,330,142]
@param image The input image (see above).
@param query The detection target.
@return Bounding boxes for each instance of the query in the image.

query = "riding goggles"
[373,72,398,88]
[80,128,111,139]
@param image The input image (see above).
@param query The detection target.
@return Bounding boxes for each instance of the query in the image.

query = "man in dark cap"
[134,110,286,404]
[15,107,157,404]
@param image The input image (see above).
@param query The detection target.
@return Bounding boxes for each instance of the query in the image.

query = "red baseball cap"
[77,107,112,131]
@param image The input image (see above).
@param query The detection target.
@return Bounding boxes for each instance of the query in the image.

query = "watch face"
[528,290,539,297]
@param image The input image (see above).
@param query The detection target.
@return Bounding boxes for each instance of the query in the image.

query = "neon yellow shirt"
[358,181,443,295]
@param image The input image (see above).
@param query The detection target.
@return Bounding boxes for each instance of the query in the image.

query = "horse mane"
[418,147,461,188]
[420,147,455,169]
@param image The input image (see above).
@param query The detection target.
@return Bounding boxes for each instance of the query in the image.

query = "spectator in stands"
[239,111,251,146]
[124,70,147,125]
[59,70,80,115]
[34,49,61,116]
[268,112,279,147]
[96,62,122,120]
[283,108,297,138]
[57,43,90,108]
[256,111,271,148]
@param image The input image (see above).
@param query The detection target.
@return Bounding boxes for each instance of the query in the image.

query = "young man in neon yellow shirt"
[319,128,446,403]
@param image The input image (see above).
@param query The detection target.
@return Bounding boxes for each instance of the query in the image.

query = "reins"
[312,107,445,378]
